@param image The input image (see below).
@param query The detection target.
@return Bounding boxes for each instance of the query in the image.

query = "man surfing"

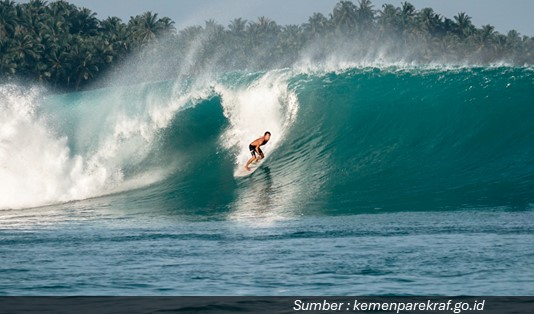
[244,131,271,171]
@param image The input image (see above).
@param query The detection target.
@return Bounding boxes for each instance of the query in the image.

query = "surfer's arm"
[252,145,263,159]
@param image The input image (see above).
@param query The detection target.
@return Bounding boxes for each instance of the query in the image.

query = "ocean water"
[0,65,533,295]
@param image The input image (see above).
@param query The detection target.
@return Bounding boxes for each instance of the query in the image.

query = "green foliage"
[0,0,532,91]
[0,0,175,90]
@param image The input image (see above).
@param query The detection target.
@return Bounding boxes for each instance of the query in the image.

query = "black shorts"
[249,144,263,157]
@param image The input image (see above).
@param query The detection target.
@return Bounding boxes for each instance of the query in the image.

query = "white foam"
[0,86,100,209]
[214,70,303,222]
[217,70,299,172]
[0,70,302,210]
[0,81,211,210]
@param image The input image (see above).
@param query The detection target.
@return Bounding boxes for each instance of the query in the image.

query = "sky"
[17,0,534,36]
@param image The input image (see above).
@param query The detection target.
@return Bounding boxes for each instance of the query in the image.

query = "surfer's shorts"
[249,144,263,157]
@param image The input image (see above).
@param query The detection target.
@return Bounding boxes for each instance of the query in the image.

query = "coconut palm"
[330,0,358,34]
[304,12,329,38]
[68,40,99,90]
[0,0,18,37]
[418,8,442,36]
[357,0,375,31]
[453,12,475,38]
[205,19,224,37]
[71,8,98,35]
[45,47,68,87]
[377,4,401,34]
[129,12,175,45]
[11,33,42,67]
[400,2,416,29]
[228,18,247,37]
[277,24,303,57]
[477,24,497,47]
[0,0,532,89]
[0,38,17,75]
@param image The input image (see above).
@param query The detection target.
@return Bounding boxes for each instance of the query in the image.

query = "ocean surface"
[1,65,533,295]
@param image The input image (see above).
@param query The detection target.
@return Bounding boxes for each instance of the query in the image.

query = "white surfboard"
[234,158,265,177]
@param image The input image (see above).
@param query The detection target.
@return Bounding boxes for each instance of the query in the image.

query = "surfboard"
[234,158,264,177]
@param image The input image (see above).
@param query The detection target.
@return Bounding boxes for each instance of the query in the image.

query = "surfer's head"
[264,131,271,141]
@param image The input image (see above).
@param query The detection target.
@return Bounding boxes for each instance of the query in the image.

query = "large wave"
[1,66,533,214]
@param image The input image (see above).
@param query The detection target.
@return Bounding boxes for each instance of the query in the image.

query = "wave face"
[1,66,533,214]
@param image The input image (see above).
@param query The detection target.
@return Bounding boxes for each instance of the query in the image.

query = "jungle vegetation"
[1,0,532,91]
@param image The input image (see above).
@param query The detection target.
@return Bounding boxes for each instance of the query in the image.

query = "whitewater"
[1,64,533,295]
[1,66,532,212]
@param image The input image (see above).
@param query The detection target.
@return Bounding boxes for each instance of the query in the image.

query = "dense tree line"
[0,0,174,90]
[0,0,532,91]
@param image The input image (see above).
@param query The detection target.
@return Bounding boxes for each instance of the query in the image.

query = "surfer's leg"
[245,148,257,171]
[245,156,256,171]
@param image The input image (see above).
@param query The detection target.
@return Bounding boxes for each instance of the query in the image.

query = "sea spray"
[217,70,299,170]
[0,79,211,209]
[1,66,533,214]
[0,85,117,209]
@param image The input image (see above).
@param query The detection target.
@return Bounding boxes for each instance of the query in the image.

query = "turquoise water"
[0,66,533,295]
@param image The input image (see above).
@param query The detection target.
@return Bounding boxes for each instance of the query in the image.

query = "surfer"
[244,131,271,171]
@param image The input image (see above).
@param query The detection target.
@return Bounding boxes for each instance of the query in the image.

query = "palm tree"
[71,8,98,35]
[100,16,123,35]
[0,0,18,37]
[11,33,42,69]
[129,12,174,45]
[68,39,99,90]
[228,18,247,37]
[19,0,48,32]
[179,25,203,43]
[400,2,416,30]
[47,0,76,34]
[255,16,279,33]
[397,2,418,46]
[0,37,17,75]
[159,17,175,34]
[1,0,533,89]
[45,47,68,87]
[453,12,474,38]
[377,4,401,34]
[304,12,329,38]
[418,8,442,36]
[478,25,496,45]
[277,24,303,59]
[247,16,279,44]
[99,17,130,59]
[330,0,358,34]
[205,19,224,36]
[357,0,375,31]
[506,30,521,48]
[225,18,248,67]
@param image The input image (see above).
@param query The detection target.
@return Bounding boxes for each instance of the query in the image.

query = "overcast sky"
[17,0,534,36]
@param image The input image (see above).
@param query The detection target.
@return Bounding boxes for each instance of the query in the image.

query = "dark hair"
[265,131,271,136]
